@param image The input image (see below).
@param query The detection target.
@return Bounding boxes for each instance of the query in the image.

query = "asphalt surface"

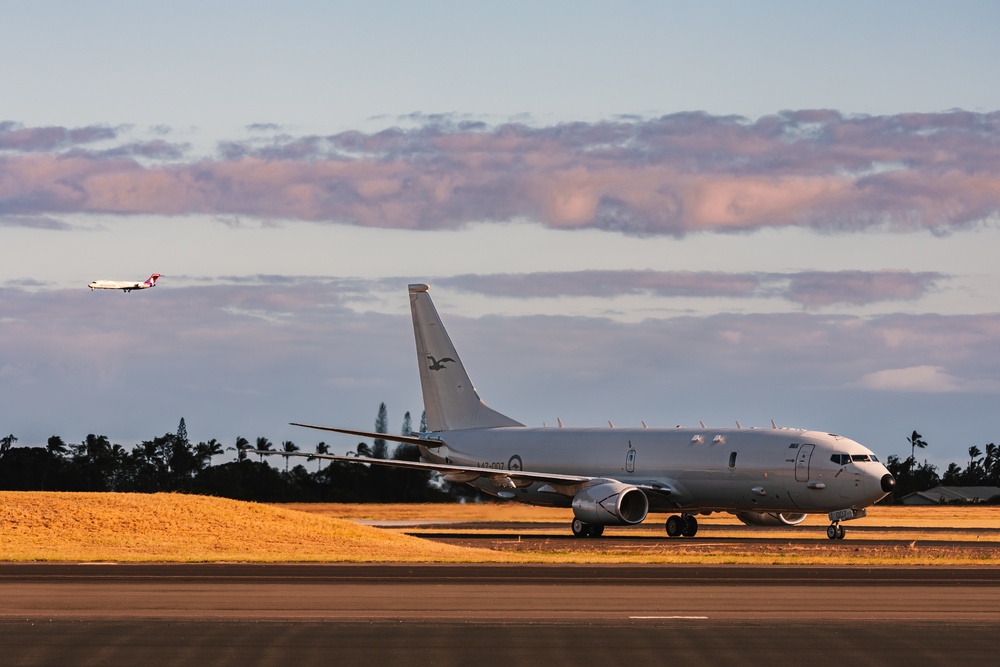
[2,563,998,666]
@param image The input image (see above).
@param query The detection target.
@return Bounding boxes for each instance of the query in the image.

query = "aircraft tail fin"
[145,273,161,287]
[408,284,523,432]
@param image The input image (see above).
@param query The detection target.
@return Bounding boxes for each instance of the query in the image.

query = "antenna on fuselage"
[557,417,563,428]
[641,421,648,428]
[736,421,742,429]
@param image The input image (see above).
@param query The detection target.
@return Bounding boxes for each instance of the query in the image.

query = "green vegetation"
[2,421,997,505]
[882,431,1000,503]
[0,411,482,504]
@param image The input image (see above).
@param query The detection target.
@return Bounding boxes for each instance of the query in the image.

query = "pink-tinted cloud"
[439,269,944,307]
[2,111,1000,234]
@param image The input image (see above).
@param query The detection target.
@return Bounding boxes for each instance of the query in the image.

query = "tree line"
[0,405,481,503]
[881,431,1000,502]
[0,421,996,504]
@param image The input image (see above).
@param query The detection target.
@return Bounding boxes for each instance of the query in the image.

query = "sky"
[2,1,1000,470]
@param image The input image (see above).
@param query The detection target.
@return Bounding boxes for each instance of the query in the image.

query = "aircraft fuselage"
[421,426,891,514]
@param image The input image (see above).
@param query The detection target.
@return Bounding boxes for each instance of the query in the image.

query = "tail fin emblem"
[426,355,455,371]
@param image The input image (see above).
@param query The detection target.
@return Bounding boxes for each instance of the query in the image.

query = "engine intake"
[572,481,649,526]
[735,511,808,527]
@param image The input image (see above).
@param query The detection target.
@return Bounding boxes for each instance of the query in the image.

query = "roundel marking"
[508,455,523,471]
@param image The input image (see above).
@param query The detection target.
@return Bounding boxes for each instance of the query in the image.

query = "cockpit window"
[831,454,851,465]
[851,454,872,463]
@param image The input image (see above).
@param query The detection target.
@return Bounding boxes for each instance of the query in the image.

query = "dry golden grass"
[0,492,512,563]
[4,494,999,565]
[281,501,1000,529]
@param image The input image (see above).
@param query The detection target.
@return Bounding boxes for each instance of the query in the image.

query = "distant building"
[900,486,1000,505]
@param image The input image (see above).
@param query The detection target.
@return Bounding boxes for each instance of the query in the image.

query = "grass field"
[0,492,509,563]
[281,501,1000,528]
[2,492,999,564]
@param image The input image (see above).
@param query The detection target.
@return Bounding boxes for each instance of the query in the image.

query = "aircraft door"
[794,444,815,482]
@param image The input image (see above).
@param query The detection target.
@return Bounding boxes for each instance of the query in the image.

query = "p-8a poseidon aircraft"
[88,273,160,292]
[264,283,895,540]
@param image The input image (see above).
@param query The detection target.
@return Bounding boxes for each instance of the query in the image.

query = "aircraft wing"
[248,449,592,489]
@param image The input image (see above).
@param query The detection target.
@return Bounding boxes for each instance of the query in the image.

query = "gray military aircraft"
[262,283,896,540]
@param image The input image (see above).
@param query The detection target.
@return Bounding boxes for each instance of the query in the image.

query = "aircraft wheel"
[587,525,605,538]
[681,515,698,537]
[836,524,846,540]
[826,524,839,540]
[572,518,588,538]
[665,515,684,537]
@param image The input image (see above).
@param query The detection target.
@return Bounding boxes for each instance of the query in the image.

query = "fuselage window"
[729,452,737,469]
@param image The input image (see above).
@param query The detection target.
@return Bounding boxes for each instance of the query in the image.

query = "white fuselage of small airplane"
[88,274,160,292]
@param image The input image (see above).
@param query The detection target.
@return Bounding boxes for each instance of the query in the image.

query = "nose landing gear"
[826,508,866,539]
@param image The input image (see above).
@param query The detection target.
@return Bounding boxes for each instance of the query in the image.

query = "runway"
[2,563,998,666]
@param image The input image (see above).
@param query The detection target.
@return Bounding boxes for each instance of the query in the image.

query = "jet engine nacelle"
[735,511,808,527]
[572,481,649,526]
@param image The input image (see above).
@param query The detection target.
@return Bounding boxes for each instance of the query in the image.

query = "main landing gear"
[826,522,846,540]
[571,518,605,538]
[665,514,698,538]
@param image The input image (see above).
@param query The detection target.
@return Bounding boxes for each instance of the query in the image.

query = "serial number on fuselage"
[476,462,507,469]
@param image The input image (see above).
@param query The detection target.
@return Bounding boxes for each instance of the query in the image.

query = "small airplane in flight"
[258,283,895,540]
[88,274,161,293]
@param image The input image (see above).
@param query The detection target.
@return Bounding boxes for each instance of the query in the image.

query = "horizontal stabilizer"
[289,422,443,447]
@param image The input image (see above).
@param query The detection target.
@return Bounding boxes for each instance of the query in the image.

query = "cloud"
[1,111,1000,234]
[856,365,985,393]
[437,269,945,307]
[0,121,118,152]
[783,270,944,307]
[0,214,72,230]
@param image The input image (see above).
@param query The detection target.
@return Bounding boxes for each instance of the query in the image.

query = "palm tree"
[46,435,69,458]
[0,433,17,456]
[230,436,250,462]
[255,437,273,462]
[280,440,299,472]
[968,445,983,482]
[907,430,928,462]
[315,442,329,471]
[195,439,224,469]
[985,443,998,484]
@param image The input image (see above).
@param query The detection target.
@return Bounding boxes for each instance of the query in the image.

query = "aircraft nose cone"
[881,473,896,493]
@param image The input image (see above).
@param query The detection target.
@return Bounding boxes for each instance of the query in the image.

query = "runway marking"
[630,616,709,620]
